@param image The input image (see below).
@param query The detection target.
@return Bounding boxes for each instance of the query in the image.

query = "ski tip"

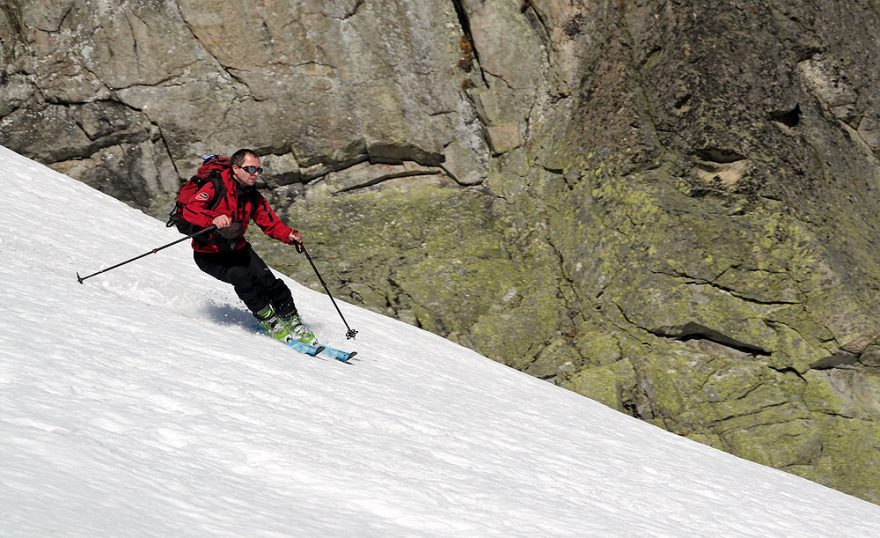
[331,350,356,363]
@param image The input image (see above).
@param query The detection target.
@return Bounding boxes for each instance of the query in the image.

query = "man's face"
[232,153,262,187]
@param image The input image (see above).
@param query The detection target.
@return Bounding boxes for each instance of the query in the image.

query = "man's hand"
[288,229,303,245]
[212,215,231,228]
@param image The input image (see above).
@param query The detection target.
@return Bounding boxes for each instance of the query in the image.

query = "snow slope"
[1,144,878,537]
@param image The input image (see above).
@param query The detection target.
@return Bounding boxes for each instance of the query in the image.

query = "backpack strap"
[206,171,226,211]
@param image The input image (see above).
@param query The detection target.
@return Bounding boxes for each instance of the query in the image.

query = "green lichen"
[798,414,880,504]
[560,360,637,410]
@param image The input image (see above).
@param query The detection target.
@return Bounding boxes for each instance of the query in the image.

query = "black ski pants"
[194,245,296,317]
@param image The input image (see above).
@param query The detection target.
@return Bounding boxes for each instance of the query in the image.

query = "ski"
[319,345,357,363]
[256,325,355,362]
[286,340,325,356]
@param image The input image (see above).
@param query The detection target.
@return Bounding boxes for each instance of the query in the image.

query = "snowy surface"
[1,144,878,537]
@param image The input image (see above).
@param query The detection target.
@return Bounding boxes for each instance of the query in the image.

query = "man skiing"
[182,148,317,345]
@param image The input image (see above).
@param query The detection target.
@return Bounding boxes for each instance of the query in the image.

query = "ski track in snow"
[1,144,879,537]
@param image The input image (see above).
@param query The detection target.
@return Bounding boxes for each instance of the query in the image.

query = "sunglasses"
[239,165,263,175]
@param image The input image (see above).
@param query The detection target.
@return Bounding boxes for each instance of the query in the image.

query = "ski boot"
[274,301,318,346]
[255,305,293,342]
[283,313,318,346]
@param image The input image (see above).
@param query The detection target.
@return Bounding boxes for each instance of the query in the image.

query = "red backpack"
[165,154,229,235]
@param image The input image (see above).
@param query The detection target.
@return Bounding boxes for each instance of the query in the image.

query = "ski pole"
[76,226,216,284]
[299,244,358,339]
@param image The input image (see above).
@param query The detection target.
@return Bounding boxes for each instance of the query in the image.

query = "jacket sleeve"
[252,193,294,243]
[182,182,223,228]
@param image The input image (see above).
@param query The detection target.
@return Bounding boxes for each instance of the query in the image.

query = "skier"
[181,148,317,345]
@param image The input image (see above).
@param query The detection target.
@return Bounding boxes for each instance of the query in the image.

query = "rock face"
[3,0,880,503]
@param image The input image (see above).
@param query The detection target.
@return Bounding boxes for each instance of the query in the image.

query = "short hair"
[230,148,258,167]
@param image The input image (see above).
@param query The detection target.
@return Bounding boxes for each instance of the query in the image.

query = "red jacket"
[182,168,294,253]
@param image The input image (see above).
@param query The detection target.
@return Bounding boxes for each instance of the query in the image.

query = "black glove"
[217,221,244,239]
